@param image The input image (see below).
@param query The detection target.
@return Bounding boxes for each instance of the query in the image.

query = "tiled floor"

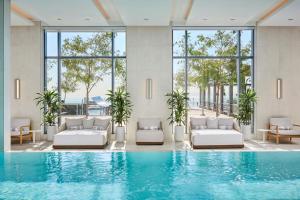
[10,137,300,152]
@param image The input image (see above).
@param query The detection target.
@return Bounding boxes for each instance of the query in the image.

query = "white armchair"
[136,118,164,145]
[268,117,300,144]
[11,118,32,144]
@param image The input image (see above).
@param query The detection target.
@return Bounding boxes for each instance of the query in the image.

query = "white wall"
[10,22,42,129]
[255,27,300,132]
[126,27,173,143]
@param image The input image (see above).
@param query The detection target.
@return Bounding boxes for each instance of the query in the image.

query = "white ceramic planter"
[174,125,185,142]
[47,125,57,141]
[116,126,125,142]
[241,124,251,141]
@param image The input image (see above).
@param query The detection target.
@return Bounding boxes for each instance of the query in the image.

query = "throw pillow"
[83,118,94,129]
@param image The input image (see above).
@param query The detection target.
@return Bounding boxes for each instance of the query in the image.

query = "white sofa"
[190,117,244,149]
[53,117,111,149]
[136,118,164,145]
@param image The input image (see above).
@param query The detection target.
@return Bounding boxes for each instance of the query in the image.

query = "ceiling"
[10,0,300,27]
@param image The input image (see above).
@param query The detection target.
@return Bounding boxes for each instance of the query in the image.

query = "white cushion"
[94,118,110,129]
[218,118,234,129]
[11,118,30,129]
[83,118,94,129]
[190,117,207,129]
[65,118,83,130]
[138,118,161,130]
[54,130,107,146]
[191,129,243,146]
[271,129,300,135]
[207,118,218,129]
[270,118,292,130]
[136,130,164,143]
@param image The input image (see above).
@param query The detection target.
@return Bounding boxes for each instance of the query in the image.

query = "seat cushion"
[138,118,161,130]
[191,129,243,146]
[53,130,107,146]
[136,130,164,143]
[65,118,84,130]
[272,130,300,135]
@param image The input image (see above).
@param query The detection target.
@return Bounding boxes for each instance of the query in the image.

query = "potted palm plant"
[35,90,62,141]
[106,88,132,143]
[236,88,257,140]
[166,90,189,142]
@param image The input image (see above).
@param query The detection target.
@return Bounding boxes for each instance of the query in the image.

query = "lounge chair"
[136,118,164,145]
[190,117,244,149]
[268,117,300,144]
[53,117,111,149]
[11,118,32,144]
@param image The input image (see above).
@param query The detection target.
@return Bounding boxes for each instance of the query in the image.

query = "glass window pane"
[61,58,112,119]
[46,59,58,90]
[46,32,58,57]
[173,59,185,91]
[61,32,112,57]
[188,30,237,56]
[115,58,126,90]
[241,59,252,92]
[241,30,253,57]
[114,32,126,56]
[173,31,185,57]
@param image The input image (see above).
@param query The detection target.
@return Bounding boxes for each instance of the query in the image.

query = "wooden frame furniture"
[268,117,300,144]
[11,118,32,144]
[136,118,164,145]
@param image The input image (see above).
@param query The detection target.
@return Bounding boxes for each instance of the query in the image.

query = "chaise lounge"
[268,117,300,144]
[136,118,164,145]
[53,117,111,149]
[190,117,244,149]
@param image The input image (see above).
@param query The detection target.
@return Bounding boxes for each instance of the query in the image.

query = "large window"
[173,28,254,127]
[45,30,126,122]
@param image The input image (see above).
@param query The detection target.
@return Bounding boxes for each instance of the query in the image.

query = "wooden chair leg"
[20,135,23,144]
[290,137,292,143]
[276,135,279,144]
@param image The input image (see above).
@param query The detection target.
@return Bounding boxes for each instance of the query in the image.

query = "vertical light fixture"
[277,78,282,99]
[15,79,20,99]
[146,79,152,99]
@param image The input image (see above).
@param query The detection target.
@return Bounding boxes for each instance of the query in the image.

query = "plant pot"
[47,125,57,141]
[241,124,251,141]
[174,125,185,142]
[116,126,125,142]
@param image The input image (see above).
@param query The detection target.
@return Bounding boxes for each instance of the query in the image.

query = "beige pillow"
[83,118,94,129]
[207,118,218,129]
[65,118,83,130]
[94,118,110,130]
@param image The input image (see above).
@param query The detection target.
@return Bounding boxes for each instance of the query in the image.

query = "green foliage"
[35,90,62,126]
[61,32,125,116]
[166,90,189,126]
[106,88,132,127]
[236,89,257,125]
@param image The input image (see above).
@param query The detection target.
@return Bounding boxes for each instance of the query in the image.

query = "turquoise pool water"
[1,152,300,200]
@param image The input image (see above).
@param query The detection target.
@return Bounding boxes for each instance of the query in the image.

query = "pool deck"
[10,136,300,152]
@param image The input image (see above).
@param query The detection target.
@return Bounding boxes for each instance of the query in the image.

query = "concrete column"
[0,0,10,151]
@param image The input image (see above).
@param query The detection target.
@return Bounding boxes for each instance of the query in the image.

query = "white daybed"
[53,117,111,149]
[190,117,244,149]
[136,118,164,145]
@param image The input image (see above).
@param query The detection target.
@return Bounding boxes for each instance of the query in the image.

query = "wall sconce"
[146,79,152,99]
[277,78,282,99]
[15,79,21,99]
